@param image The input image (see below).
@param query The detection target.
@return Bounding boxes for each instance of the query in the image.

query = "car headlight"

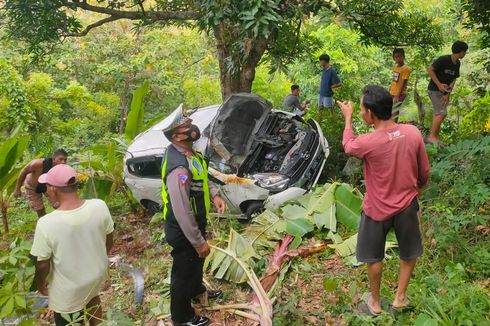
[252,173,289,191]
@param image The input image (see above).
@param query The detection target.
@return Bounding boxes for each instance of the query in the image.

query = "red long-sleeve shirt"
[343,124,430,221]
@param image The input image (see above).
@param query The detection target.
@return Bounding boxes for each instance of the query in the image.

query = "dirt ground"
[34,212,352,325]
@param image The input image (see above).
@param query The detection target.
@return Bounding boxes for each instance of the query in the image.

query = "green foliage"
[0,60,33,133]
[125,81,149,140]
[79,82,149,206]
[461,0,490,47]
[423,136,490,280]
[334,184,362,230]
[409,263,490,325]
[2,0,445,98]
[426,136,490,212]
[80,141,122,202]
[23,72,62,150]
[335,0,444,49]
[0,126,30,233]
[289,23,391,103]
[0,239,35,319]
[205,229,260,283]
[251,66,291,108]
[460,92,490,137]
[281,182,361,233]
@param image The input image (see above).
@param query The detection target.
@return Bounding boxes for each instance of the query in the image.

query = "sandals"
[358,293,381,316]
[388,301,414,314]
[358,293,414,316]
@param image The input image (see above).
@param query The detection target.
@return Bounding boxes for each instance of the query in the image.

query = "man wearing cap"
[14,149,68,217]
[30,164,114,326]
[161,107,226,326]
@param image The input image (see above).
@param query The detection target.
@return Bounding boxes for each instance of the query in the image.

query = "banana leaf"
[205,229,259,284]
[335,184,362,230]
[125,81,149,140]
[242,210,286,252]
[306,183,337,231]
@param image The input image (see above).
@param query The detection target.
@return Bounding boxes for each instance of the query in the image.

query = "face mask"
[178,124,201,142]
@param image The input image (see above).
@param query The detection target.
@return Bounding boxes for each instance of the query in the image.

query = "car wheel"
[141,200,161,214]
[244,201,265,220]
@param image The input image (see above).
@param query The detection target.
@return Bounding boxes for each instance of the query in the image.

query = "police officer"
[161,107,226,326]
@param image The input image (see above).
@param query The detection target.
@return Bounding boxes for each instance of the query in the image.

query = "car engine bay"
[239,113,318,183]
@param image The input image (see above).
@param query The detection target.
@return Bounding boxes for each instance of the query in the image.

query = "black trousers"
[169,243,206,323]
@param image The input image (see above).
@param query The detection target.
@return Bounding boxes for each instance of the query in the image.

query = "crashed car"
[123,93,330,218]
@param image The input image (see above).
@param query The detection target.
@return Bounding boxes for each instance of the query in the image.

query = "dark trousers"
[170,244,206,323]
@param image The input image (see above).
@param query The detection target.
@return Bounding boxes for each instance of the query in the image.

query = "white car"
[123,93,329,218]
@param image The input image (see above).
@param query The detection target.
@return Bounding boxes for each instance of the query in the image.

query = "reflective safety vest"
[161,145,211,231]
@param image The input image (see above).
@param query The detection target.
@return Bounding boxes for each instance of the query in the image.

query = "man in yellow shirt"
[389,48,411,121]
[30,164,114,326]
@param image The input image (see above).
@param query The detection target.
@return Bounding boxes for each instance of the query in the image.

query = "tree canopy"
[462,0,490,47]
[1,0,445,98]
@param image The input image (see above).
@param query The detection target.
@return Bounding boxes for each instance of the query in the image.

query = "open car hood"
[207,93,272,169]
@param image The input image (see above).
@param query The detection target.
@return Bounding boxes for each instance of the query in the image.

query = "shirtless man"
[13,149,68,217]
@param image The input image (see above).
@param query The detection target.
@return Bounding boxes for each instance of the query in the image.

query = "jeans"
[318,95,334,109]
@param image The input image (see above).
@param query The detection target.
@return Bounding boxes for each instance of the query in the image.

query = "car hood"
[207,93,272,169]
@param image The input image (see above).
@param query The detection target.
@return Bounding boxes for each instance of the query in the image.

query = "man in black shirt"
[427,41,468,145]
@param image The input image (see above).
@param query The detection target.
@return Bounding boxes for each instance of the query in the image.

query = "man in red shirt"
[338,85,430,315]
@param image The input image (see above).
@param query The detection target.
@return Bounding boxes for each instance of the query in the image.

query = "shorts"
[318,95,334,109]
[24,185,45,211]
[356,198,422,263]
[428,90,448,116]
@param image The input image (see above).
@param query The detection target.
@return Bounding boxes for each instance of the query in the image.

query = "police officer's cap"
[162,104,192,133]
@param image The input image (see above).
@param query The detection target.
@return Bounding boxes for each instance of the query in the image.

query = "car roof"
[127,104,220,158]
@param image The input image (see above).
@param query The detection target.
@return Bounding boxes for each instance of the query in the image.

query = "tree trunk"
[413,76,425,124]
[1,202,8,234]
[213,23,269,100]
[118,77,132,134]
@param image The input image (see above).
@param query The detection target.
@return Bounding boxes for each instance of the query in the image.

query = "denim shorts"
[318,95,334,109]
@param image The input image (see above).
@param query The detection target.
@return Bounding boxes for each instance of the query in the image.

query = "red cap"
[38,164,77,187]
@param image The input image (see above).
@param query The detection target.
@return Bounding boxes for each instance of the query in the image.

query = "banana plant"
[0,126,29,234]
[204,182,397,324]
[78,81,148,204]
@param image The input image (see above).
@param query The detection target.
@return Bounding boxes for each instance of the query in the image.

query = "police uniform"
[161,109,219,325]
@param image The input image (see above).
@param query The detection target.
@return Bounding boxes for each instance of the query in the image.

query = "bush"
[460,92,490,138]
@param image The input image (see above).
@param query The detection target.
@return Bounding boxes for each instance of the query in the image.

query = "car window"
[126,155,163,179]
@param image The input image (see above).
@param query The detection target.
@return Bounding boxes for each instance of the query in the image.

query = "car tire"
[244,200,265,220]
[141,200,162,215]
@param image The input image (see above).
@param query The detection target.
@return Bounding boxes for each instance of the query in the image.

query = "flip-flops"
[358,293,381,316]
[388,302,414,315]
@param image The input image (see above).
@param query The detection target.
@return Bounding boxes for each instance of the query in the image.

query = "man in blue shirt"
[318,54,342,117]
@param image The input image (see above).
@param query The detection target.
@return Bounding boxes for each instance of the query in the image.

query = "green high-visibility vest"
[161,145,211,229]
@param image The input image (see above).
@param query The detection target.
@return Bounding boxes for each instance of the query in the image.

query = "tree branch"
[63,15,121,37]
[66,0,199,21]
